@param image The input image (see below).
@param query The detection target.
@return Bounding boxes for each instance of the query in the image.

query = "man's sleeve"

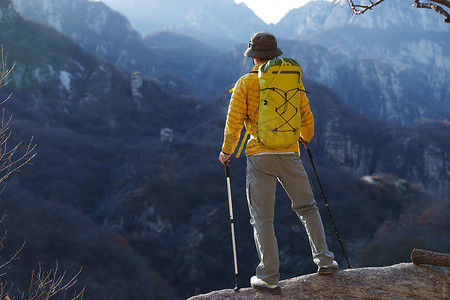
[222,78,248,155]
[299,81,314,142]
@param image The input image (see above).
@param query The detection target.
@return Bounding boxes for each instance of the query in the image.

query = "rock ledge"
[188,263,449,299]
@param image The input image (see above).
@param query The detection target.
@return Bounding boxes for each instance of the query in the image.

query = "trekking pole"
[225,161,240,291]
[299,139,352,269]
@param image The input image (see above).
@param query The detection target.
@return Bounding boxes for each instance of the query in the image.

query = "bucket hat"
[244,32,282,59]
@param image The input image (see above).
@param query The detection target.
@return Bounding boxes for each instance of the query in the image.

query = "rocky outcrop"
[11,0,161,76]
[0,0,19,22]
[311,90,450,197]
[188,263,449,300]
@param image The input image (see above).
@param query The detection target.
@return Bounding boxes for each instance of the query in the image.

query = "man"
[218,32,338,294]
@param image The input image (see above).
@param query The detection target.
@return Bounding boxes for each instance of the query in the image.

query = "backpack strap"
[235,130,249,158]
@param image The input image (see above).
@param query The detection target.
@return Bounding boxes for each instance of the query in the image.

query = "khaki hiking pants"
[246,153,335,285]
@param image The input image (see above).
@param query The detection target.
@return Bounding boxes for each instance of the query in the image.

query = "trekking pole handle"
[299,138,313,160]
[299,137,309,149]
[225,161,230,177]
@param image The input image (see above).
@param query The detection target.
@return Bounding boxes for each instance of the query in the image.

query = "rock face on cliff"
[12,0,450,125]
[275,0,450,125]
[188,263,449,300]
[11,0,162,76]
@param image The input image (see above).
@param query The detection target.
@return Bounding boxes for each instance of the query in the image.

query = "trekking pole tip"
[234,274,240,292]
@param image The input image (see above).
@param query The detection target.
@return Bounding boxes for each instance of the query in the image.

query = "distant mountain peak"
[275,0,450,38]
[101,0,268,48]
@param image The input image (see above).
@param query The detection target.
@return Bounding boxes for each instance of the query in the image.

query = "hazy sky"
[234,0,313,24]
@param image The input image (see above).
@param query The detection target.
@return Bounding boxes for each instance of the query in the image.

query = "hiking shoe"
[317,260,339,275]
[250,276,281,295]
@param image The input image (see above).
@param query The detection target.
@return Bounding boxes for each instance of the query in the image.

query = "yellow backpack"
[236,58,307,157]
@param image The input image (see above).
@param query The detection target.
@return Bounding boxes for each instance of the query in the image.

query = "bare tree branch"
[27,262,84,300]
[340,0,450,23]
[413,0,450,22]
[0,212,26,275]
[0,46,82,300]
[0,46,37,187]
[0,241,26,272]
[431,0,450,10]
[0,46,14,90]
[1,213,84,300]
[342,0,386,15]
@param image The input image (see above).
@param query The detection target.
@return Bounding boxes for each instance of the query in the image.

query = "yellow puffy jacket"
[222,61,314,157]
